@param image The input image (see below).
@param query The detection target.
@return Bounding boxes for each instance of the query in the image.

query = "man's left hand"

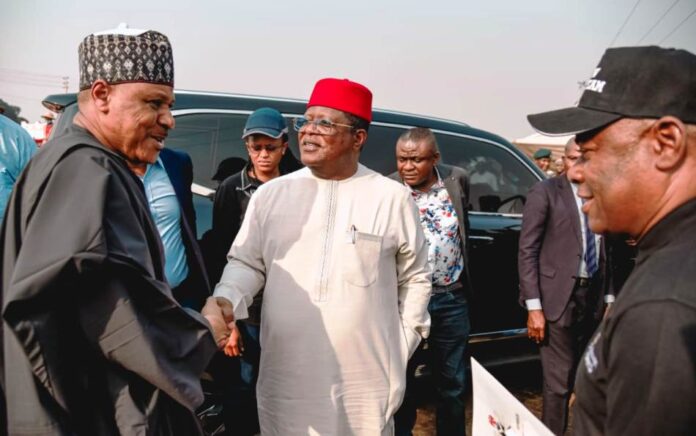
[224,323,244,357]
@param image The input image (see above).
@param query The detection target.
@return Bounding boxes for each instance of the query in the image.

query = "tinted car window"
[437,134,537,214]
[167,111,303,237]
[358,124,404,176]
[166,113,249,188]
[336,123,537,214]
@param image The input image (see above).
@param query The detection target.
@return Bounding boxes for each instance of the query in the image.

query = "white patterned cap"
[78,24,174,90]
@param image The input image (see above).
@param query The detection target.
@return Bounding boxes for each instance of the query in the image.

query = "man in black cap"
[0,26,223,435]
[528,45,696,435]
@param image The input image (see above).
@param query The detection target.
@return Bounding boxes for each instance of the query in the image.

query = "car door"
[435,133,541,336]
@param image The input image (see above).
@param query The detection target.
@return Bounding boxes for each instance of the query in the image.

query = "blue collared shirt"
[141,158,189,288]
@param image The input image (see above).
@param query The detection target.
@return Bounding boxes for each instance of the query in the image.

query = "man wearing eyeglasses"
[207,107,293,435]
[208,107,291,284]
[207,78,432,435]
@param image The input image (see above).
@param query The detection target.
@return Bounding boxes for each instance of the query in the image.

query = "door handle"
[469,235,494,246]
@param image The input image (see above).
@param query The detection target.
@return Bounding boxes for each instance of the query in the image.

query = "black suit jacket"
[390,163,472,294]
[159,148,210,308]
[518,175,610,322]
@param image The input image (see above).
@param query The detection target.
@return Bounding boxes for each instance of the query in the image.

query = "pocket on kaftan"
[343,231,383,287]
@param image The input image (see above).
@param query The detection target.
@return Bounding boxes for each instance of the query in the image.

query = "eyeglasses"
[247,143,283,153]
[293,117,355,135]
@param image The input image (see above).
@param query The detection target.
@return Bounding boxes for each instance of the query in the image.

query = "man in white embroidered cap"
[528,46,696,435]
[0,25,223,435]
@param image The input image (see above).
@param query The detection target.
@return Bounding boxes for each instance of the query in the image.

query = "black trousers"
[540,282,600,435]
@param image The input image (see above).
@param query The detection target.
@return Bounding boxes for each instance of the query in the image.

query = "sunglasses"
[247,143,283,153]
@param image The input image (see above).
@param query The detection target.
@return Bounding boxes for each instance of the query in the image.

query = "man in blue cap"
[208,107,294,435]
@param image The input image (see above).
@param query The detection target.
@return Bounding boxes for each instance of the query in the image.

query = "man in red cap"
[208,78,432,435]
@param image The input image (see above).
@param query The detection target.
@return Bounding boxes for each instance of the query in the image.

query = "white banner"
[471,357,553,436]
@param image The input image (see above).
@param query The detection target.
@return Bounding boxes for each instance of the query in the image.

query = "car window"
[358,124,404,176]
[166,113,249,188]
[436,134,538,214]
[339,123,538,214]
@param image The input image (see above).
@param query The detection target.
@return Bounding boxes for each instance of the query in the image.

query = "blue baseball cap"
[242,107,288,139]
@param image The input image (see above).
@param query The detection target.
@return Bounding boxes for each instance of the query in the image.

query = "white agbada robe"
[214,165,431,435]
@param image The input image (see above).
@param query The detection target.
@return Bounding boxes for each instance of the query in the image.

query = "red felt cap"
[307,78,373,122]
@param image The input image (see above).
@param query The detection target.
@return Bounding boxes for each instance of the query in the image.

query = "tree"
[0,98,27,123]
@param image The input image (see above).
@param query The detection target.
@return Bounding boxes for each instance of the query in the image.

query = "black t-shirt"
[573,199,696,435]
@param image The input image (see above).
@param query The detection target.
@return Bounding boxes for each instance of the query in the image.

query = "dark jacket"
[205,158,301,324]
[0,126,217,435]
[517,175,611,321]
[389,163,472,294]
[204,152,303,286]
[159,148,210,309]
[207,162,263,286]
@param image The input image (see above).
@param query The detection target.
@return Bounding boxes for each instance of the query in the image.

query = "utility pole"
[62,76,69,93]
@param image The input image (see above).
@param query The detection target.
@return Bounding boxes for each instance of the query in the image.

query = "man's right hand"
[201,297,236,349]
[208,297,247,357]
[214,296,235,324]
[527,309,546,344]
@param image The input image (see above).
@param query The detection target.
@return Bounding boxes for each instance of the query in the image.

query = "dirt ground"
[411,360,573,435]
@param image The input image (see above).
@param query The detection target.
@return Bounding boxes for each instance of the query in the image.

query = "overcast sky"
[1,0,695,140]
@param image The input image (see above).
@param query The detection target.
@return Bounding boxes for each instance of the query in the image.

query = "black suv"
[44,90,543,366]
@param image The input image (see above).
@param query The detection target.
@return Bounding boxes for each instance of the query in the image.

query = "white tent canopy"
[512,133,574,161]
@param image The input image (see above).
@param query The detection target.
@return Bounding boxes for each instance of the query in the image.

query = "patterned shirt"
[409,175,464,288]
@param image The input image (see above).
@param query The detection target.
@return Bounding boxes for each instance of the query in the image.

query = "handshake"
[201,296,244,357]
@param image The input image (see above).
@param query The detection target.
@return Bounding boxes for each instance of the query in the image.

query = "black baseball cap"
[528,46,696,136]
